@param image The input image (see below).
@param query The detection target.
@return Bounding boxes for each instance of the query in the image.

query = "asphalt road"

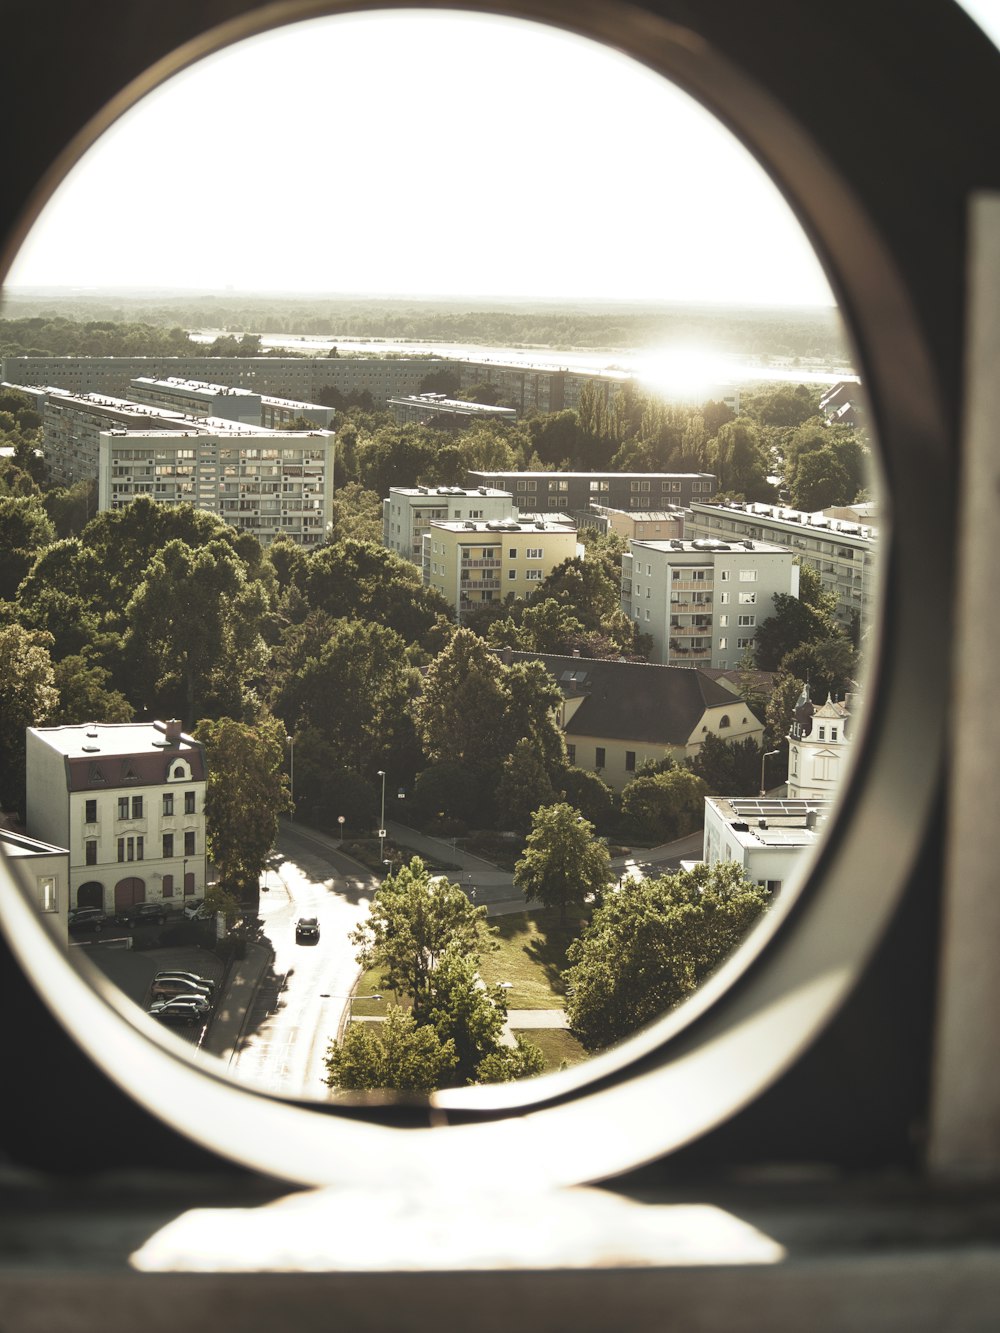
[227,822,379,1100]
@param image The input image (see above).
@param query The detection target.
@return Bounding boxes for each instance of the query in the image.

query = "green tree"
[474,1036,547,1084]
[687,732,764,796]
[49,655,132,725]
[350,857,495,1010]
[272,617,417,775]
[513,802,611,924]
[422,942,515,1085]
[124,539,267,724]
[557,766,617,830]
[0,494,56,601]
[496,736,559,829]
[754,591,840,671]
[565,863,771,1050]
[324,1005,457,1093]
[194,713,292,902]
[788,445,851,511]
[0,625,59,816]
[619,766,708,843]
[707,418,773,500]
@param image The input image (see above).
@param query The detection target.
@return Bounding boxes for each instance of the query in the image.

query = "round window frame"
[0,0,950,1190]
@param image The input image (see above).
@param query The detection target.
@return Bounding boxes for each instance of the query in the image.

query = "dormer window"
[168,759,191,782]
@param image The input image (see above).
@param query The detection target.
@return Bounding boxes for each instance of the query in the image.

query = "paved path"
[506,1009,569,1029]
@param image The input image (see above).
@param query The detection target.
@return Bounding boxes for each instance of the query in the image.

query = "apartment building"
[387,393,517,426]
[576,503,686,543]
[686,499,877,630]
[25,720,207,917]
[0,356,450,407]
[503,650,763,792]
[467,470,716,513]
[33,388,190,486]
[384,485,515,564]
[622,536,798,669]
[423,516,579,620]
[129,376,262,424]
[97,426,335,546]
[259,395,335,430]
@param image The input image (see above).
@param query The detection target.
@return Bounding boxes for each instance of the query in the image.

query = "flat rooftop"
[630,537,792,555]
[28,722,199,761]
[131,376,258,398]
[393,485,512,499]
[708,797,832,850]
[693,499,877,540]
[431,518,578,534]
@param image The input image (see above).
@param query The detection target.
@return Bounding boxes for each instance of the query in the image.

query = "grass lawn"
[350,964,402,1017]
[479,906,587,1009]
[515,1027,589,1073]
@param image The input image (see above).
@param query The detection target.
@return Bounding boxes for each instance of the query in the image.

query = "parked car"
[116,902,167,926]
[153,970,216,996]
[68,907,106,933]
[148,996,210,1027]
[183,900,210,920]
[150,976,213,1000]
[295,917,320,942]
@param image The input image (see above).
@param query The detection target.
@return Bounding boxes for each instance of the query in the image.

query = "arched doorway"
[76,881,104,911]
[114,877,146,914]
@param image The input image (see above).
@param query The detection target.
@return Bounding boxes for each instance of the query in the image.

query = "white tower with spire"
[786,684,853,801]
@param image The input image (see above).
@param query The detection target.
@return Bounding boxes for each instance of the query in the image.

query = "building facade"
[423,517,579,620]
[384,485,515,564]
[37,388,190,486]
[622,537,798,670]
[128,376,262,424]
[97,426,335,546]
[0,828,70,950]
[786,685,855,801]
[25,720,208,917]
[467,470,716,513]
[387,393,518,426]
[686,499,877,631]
[576,504,686,543]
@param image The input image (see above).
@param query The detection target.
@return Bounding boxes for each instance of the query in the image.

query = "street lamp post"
[760,748,780,797]
[338,815,345,846]
[286,734,295,819]
[377,769,386,864]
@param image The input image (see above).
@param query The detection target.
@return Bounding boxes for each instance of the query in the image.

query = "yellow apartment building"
[422,517,579,621]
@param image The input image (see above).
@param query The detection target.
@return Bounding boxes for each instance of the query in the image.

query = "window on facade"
[85,840,97,865]
[566,744,576,764]
[136,836,144,861]
[184,831,196,856]
[625,751,636,771]
[720,570,731,581]
[832,727,839,741]
[719,591,730,604]
[508,569,516,580]
[117,797,129,819]
[738,591,757,604]
[719,715,731,729]
[738,614,756,626]
[163,793,173,816]
[132,796,143,818]
[526,569,542,581]
[163,833,174,858]
[595,747,606,769]
[184,791,196,815]
[719,637,728,650]
[85,799,97,823]
[719,615,729,627]
[739,569,758,582]
[39,877,57,913]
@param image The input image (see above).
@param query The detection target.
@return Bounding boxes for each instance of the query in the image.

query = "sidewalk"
[386,820,501,872]
[202,941,273,1064]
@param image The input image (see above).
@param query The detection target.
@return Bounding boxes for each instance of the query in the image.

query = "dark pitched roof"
[503,650,758,746]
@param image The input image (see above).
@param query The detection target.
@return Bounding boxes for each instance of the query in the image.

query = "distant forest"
[0,292,849,364]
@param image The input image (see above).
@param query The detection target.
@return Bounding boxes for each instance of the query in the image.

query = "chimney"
[164,719,183,744]
[502,645,513,665]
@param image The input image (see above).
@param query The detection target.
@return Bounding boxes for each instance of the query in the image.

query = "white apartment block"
[25,720,207,917]
[129,376,262,424]
[384,485,515,564]
[622,537,798,670]
[686,500,877,631]
[423,517,579,620]
[98,426,335,546]
[259,395,336,430]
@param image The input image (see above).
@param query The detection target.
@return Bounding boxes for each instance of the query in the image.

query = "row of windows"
[85,791,197,822]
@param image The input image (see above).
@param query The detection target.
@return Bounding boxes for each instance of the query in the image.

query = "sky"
[1,9,847,308]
